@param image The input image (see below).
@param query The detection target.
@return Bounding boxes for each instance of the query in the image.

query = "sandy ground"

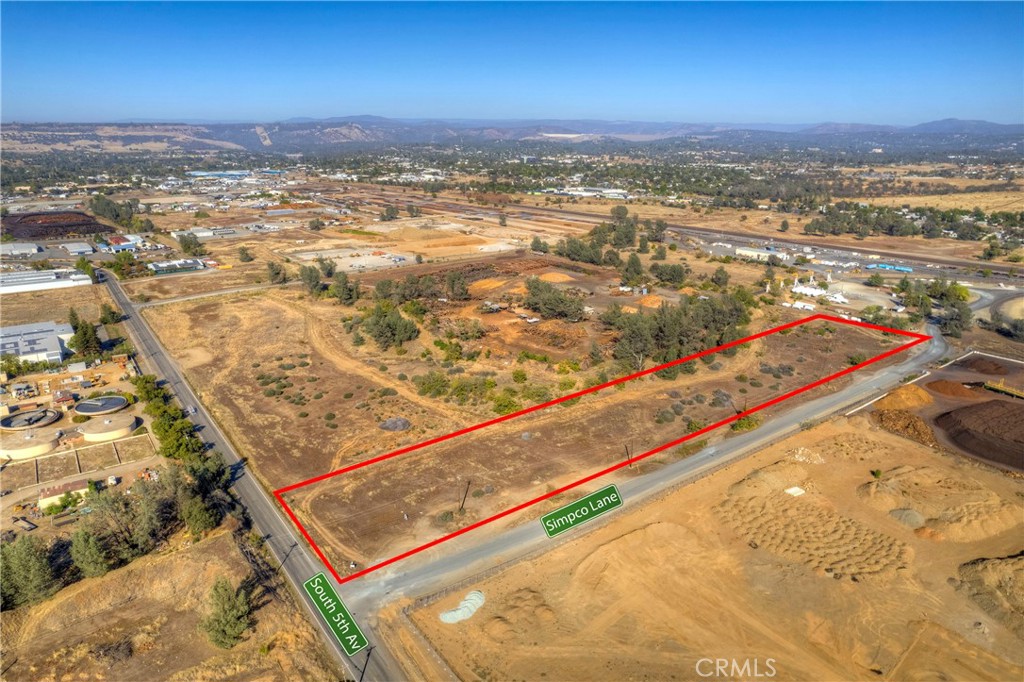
[405,415,1023,681]
[0,528,341,681]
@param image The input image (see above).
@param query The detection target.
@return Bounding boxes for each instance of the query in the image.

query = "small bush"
[298,412,309,418]
[324,413,336,421]
[343,392,354,399]
[72,414,90,423]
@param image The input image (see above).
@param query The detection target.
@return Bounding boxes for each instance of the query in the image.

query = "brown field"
[113,433,155,463]
[848,190,1024,213]
[346,185,995,264]
[0,284,113,326]
[1,460,38,489]
[404,414,1023,681]
[141,290,458,491]
[283,318,899,571]
[77,442,120,473]
[36,451,80,483]
[121,265,268,302]
[0,529,341,681]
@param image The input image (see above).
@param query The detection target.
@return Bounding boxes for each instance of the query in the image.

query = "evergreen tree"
[70,528,111,578]
[445,272,470,300]
[68,308,81,333]
[622,253,645,285]
[711,266,730,288]
[201,577,253,649]
[181,495,218,538]
[237,247,254,263]
[299,265,323,295]
[0,535,56,607]
[70,322,102,356]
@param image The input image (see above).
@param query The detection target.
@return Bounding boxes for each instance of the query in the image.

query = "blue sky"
[2,2,1022,124]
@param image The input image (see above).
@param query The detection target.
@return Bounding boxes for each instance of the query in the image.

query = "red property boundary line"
[274,314,930,584]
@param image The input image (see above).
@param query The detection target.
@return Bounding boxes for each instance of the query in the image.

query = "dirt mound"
[468,277,509,294]
[936,400,1024,470]
[380,417,411,431]
[538,272,574,283]
[718,462,911,579]
[926,380,978,399]
[857,465,1020,542]
[958,553,1024,639]
[874,384,933,411]
[637,294,664,308]
[958,357,1009,375]
[873,409,938,447]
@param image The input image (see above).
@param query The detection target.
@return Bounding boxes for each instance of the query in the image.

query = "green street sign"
[541,484,622,538]
[303,572,368,656]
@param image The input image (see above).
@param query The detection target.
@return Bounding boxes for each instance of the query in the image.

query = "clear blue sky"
[2,2,1022,124]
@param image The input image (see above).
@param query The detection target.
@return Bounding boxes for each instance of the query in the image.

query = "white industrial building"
[0,269,92,294]
[62,242,94,256]
[792,284,828,297]
[735,247,791,262]
[0,242,42,257]
[0,321,75,363]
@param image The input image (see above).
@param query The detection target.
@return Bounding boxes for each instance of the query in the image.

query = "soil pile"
[958,357,1009,375]
[936,400,1024,470]
[637,294,664,308]
[857,465,1020,542]
[958,553,1024,639]
[874,384,933,411]
[538,272,574,283]
[873,409,938,447]
[926,380,978,399]
[380,417,412,431]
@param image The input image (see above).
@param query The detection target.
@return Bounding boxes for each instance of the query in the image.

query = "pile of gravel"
[379,417,411,432]
[889,508,926,529]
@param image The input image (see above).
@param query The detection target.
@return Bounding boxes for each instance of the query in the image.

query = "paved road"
[343,325,949,618]
[101,271,394,681]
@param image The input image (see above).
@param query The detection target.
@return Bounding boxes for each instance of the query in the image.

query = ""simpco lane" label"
[541,484,623,538]
[303,572,368,656]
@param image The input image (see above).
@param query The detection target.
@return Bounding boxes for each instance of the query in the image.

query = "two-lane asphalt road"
[101,271,403,681]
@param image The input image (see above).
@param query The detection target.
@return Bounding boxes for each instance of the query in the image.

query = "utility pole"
[459,479,472,512]
[623,444,632,469]
[358,646,375,682]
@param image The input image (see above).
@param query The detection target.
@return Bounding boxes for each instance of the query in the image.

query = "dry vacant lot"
[0,284,113,326]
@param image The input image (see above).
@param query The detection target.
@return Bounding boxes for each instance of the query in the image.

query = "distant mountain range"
[2,117,1021,154]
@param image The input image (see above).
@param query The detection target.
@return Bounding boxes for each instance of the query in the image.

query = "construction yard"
[402,412,1023,681]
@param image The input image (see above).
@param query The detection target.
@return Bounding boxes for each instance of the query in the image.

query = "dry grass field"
[290,318,902,570]
[405,414,1023,681]
[847,190,1024,213]
[0,284,113,326]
